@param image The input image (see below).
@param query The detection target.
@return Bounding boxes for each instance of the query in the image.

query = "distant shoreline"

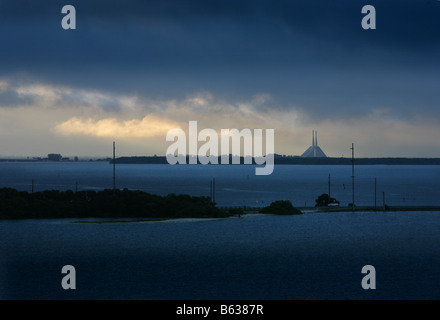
[113,156,440,165]
[298,206,440,213]
[1,156,440,165]
[243,205,440,213]
[60,207,440,224]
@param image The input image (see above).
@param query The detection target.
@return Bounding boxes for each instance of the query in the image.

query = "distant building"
[47,153,62,161]
[301,131,327,158]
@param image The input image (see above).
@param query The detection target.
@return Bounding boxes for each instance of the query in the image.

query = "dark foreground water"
[1,211,440,300]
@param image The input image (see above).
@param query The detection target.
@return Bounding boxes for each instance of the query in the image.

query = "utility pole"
[210,180,214,202]
[113,141,116,191]
[374,178,377,209]
[31,179,34,194]
[351,143,355,211]
[328,174,331,198]
[212,178,216,204]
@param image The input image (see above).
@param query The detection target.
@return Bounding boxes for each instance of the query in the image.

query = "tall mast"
[313,130,316,157]
[113,141,116,191]
[351,143,355,211]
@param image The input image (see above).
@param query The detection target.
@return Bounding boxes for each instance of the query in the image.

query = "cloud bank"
[1,78,439,158]
[0,1,439,157]
[54,115,179,138]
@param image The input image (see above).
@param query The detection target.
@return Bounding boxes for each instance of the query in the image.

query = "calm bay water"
[0,162,439,207]
[0,162,439,299]
[1,211,440,299]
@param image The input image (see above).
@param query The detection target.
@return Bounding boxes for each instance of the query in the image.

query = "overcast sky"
[0,0,439,158]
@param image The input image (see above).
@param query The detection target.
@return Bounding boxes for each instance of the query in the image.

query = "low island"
[0,188,303,220]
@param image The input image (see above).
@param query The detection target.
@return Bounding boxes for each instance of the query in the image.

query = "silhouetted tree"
[315,193,339,207]
[260,200,302,215]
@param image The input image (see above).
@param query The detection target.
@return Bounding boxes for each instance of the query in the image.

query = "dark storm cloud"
[0,89,34,107]
[0,0,439,119]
